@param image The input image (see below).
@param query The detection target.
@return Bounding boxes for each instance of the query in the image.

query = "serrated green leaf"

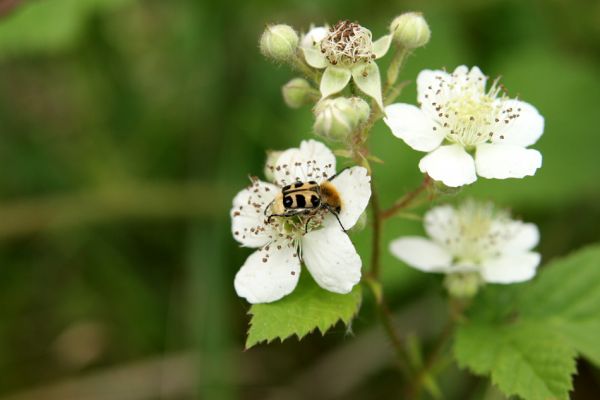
[455,244,600,400]
[455,322,576,400]
[245,272,362,349]
[519,245,600,366]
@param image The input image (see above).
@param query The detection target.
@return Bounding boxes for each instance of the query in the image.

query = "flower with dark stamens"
[232,140,371,304]
[384,66,544,187]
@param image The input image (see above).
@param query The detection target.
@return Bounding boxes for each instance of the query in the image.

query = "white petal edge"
[300,26,329,48]
[475,143,542,180]
[352,63,384,111]
[501,221,540,253]
[384,103,445,152]
[389,237,453,272]
[302,227,361,294]
[234,243,301,304]
[480,251,541,284]
[373,34,392,59]
[419,144,477,187]
[424,205,458,245]
[325,166,371,230]
[492,100,544,147]
[231,180,278,247]
[320,66,352,98]
[273,139,337,186]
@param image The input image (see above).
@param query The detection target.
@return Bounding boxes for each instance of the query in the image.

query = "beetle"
[265,170,347,232]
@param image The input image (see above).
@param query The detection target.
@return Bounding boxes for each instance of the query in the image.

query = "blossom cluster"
[232,13,545,304]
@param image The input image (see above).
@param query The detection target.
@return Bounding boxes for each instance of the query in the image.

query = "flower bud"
[432,179,462,196]
[281,78,316,108]
[313,97,370,141]
[349,211,368,233]
[260,24,299,62]
[444,272,482,299]
[264,150,283,182]
[390,12,431,49]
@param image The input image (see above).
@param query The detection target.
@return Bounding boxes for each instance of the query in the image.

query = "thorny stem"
[381,175,432,220]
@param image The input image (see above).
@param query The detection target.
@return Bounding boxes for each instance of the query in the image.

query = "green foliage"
[0,0,134,56]
[455,245,600,400]
[246,272,362,348]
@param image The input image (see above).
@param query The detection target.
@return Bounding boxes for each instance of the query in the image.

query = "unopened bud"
[432,179,462,196]
[390,12,431,49]
[282,78,316,108]
[260,24,299,62]
[264,150,283,182]
[444,272,482,299]
[313,97,370,141]
[349,211,368,233]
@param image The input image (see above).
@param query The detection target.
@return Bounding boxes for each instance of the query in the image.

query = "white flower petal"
[492,100,544,147]
[302,227,361,294]
[320,66,352,98]
[416,68,451,105]
[301,26,329,48]
[389,237,452,272]
[480,251,541,284]
[500,222,540,253]
[453,65,486,92]
[324,166,371,230]
[384,103,445,152]
[424,205,458,245]
[352,63,384,111]
[419,144,477,187]
[372,34,392,59]
[272,140,337,186]
[231,180,278,247]
[475,143,542,180]
[234,242,301,304]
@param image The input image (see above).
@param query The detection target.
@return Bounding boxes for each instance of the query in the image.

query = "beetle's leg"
[263,199,275,217]
[326,205,347,232]
[304,215,314,233]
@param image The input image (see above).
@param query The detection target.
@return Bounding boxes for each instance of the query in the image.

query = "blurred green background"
[0,0,598,399]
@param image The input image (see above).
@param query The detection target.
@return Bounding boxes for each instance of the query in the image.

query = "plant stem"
[377,292,413,379]
[370,184,382,279]
[381,175,432,220]
[291,53,320,86]
[406,319,454,400]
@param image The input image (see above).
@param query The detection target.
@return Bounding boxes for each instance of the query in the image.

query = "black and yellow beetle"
[265,170,346,232]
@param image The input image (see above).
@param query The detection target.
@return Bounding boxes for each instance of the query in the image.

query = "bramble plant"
[231,13,600,400]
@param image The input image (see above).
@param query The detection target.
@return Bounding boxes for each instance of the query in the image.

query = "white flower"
[301,21,392,111]
[384,66,544,187]
[389,201,541,284]
[231,140,372,304]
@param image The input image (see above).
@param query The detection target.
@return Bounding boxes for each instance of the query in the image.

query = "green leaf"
[518,245,600,366]
[245,272,362,349]
[455,244,600,400]
[455,321,576,400]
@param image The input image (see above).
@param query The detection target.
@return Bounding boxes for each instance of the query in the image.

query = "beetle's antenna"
[328,166,349,182]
